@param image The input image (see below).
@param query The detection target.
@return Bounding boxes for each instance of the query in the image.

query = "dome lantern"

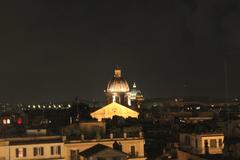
[114,66,122,78]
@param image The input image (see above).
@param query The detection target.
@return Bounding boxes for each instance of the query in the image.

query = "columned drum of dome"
[105,67,131,106]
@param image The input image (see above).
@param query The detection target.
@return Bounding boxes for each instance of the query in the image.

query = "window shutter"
[41,147,44,155]
[16,149,19,158]
[34,148,37,156]
[77,150,80,159]
[23,148,27,157]
[51,146,54,155]
[58,146,61,155]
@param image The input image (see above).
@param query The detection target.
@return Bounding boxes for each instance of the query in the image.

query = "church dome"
[107,67,130,93]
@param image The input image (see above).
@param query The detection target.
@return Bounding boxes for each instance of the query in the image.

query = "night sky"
[0,0,240,103]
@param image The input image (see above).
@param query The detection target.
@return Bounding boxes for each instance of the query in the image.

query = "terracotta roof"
[79,144,128,158]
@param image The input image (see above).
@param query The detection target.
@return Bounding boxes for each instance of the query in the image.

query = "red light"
[17,117,23,125]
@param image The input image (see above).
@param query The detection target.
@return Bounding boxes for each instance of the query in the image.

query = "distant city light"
[7,119,10,124]
[17,117,23,125]
[3,119,7,124]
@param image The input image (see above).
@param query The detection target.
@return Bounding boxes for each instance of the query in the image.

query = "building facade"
[177,133,224,160]
[0,133,146,160]
[0,136,65,160]
[65,134,145,160]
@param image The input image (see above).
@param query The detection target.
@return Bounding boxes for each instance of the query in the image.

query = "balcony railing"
[129,152,139,158]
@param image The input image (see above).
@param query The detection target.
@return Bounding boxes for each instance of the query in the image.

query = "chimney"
[123,132,127,139]
[110,133,113,139]
[81,134,84,140]
[139,131,143,138]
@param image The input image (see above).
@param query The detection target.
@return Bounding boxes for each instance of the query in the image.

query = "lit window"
[33,147,44,156]
[16,148,26,158]
[219,139,223,147]
[3,119,7,125]
[130,146,136,157]
[210,139,217,148]
[51,146,61,155]
[7,119,10,124]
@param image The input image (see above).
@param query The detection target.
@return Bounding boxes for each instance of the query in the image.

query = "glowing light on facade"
[91,102,139,121]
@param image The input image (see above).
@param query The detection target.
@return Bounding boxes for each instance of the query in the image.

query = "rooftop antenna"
[224,59,229,105]
[224,54,231,154]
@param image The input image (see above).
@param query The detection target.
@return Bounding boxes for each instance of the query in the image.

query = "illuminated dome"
[107,67,130,93]
[130,82,138,100]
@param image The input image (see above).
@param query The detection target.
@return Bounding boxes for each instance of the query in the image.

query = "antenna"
[224,55,231,154]
[224,59,229,104]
